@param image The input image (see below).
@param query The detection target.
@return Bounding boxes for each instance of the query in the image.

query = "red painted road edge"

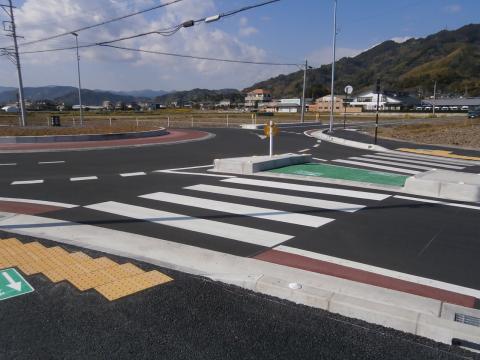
[0,130,209,151]
[255,249,476,308]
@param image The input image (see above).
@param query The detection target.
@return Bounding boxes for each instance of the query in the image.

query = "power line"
[19,0,184,47]
[100,44,299,66]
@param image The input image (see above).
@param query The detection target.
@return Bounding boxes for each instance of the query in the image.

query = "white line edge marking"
[155,170,234,178]
[313,144,320,148]
[38,161,66,165]
[120,172,147,177]
[333,159,419,175]
[141,191,334,228]
[298,149,310,153]
[70,176,98,182]
[0,163,16,166]
[160,164,213,172]
[11,180,44,185]
[394,195,480,211]
[86,201,292,247]
[0,197,78,208]
[275,245,480,299]
[221,177,390,201]
[312,158,327,162]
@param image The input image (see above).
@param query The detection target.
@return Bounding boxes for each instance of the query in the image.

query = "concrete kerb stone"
[309,129,389,152]
[1,212,479,347]
[213,154,312,175]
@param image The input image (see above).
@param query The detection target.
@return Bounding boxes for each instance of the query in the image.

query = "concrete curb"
[241,121,322,130]
[0,212,479,348]
[310,129,389,152]
[213,154,311,175]
[0,128,168,143]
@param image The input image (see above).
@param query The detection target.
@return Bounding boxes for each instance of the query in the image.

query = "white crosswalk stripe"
[347,157,435,171]
[361,155,465,170]
[222,178,390,201]
[184,184,365,213]
[332,159,419,175]
[140,191,333,228]
[378,151,477,166]
[85,201,292,247]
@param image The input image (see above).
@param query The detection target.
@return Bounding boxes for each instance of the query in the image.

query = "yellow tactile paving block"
[68,263,143,291]
[398,148,480,161]
[0,238,173,300]
[95,270,173,301]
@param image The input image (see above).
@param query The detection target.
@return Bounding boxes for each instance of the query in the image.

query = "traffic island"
[213,153,312,175]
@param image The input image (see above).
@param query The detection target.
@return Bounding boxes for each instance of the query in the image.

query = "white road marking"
[185,184,365,213]
[120,172,147,177]
[313,144,320,148]
[222,178,390,201]
[381,151,477,166]
[156,170,234,178]
[362,155,464,170]
[312,158,327,162]
[394,195,480,211]
[0,197,78,208]
[160,164,213,172]
[333,159,419,175]
[275,245,480,299]
[348,157,434,171]
[11,180,44,185]
[70,176,98,182]
[0,163,16,166]
[86,201,292,247]
[38,161,65,165]
[298,149,310,153]
[140,192,333,228]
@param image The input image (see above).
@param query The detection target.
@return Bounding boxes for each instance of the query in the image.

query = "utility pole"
[72,32,84,126]
[1,0,27,126]
[329,0,338,133]
[374,79,380,145]
[300,59,310,123]
[432,81,437,117]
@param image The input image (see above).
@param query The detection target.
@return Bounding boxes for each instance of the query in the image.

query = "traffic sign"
[344,85,353,95]
[264,123,279,137]
[0,268,34,301]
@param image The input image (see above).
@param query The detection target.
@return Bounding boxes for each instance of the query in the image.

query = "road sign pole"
[374,79,380,145]
[269,120,273,157]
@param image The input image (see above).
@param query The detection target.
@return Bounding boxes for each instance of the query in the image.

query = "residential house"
[350,91,419,111]
[310,95,361,113]
[245,89,272,109]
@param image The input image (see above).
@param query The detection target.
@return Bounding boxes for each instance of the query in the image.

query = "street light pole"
[329,0,338,133]
[374,79,380,145]
[432,80,437,118]
[72,32,84,126]
[300,59,308,123]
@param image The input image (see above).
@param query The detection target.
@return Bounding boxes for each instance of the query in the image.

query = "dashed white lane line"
[86,201,292,247]
[141,191,334,228]
[0,197,78,208]
[275,245,480,299]
[70,176,98,182]
[38,161,66,165]
[157,170,234,178]
[0,163,16,166]
[298,149,310,153]
[313,144,320,148]
[120,172,147,177]
[394,195,480,211]
[333,159,419,175]
[312,158,327,162]
[11,180,44,185]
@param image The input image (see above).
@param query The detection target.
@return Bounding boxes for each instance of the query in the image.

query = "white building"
[350,91,419,111]
[245,89,272,108]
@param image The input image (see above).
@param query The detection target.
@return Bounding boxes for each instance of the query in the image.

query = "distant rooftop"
[422,98,480,106]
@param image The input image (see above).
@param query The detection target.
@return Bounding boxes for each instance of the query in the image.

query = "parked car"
[468,110,480,118]
[461,106,470,111]
[449,106,458,111]
[415,106,423,111]
[441,106,449,111]
[424,106,432,111]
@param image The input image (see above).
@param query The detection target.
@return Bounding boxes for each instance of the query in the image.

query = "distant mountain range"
[244,23,480,98]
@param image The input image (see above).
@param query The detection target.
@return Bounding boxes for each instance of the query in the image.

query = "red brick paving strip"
[0,130,209,151]
[0,201,65,215]
[255,249,476,308]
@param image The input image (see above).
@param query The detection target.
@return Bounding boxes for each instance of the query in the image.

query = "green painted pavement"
[270,163,408,187]
[0,268,34,301]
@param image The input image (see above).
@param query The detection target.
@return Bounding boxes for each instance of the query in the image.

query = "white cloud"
[0,0,275,91]
[443,4,462,13]
[308,47,362,66]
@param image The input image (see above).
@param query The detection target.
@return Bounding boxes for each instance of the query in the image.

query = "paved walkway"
[0,129,210,152]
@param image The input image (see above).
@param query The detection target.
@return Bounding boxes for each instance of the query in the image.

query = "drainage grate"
[455,313,480,327]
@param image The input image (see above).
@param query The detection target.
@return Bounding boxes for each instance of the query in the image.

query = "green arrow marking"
[0,268,34,301]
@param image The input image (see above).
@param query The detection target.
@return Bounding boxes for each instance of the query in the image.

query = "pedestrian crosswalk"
[83,177,391,255]
[331,151,476,175]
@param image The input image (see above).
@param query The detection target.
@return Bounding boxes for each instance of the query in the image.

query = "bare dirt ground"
[374,118,480,149]
[0,124,159,136]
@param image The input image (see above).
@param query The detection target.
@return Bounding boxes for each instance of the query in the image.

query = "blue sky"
[0,0,478,91]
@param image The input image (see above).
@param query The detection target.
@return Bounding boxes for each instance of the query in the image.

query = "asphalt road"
[0,231,476,360]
